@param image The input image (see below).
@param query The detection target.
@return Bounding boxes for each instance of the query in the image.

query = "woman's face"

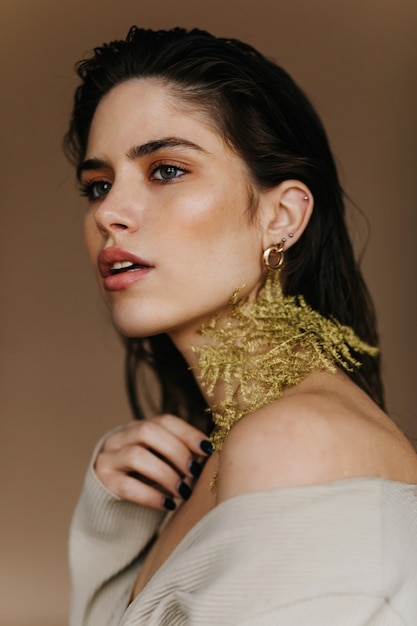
[81,79,266,352]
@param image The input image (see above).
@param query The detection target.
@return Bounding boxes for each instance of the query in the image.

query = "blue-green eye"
[151,164,187,181]
[80,180,112,201]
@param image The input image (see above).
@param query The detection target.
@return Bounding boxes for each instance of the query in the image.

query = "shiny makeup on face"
[80,79,266,350]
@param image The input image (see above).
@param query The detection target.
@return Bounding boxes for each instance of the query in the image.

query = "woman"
[66,26,417,625]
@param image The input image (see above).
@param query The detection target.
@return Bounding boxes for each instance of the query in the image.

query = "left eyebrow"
[126,137,208,159]
[77,137,208,181]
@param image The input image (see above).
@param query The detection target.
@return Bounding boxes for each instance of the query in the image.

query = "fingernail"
[178,481,192,500]
[189,460,202,478]
[163,497,176,511]
[200,439,214,455]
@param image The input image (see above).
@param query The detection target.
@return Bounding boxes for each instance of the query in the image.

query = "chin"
[114,321,154,339]
[112,312,167,339]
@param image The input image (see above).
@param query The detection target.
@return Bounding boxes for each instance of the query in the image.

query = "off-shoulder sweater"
[69,444,417,625]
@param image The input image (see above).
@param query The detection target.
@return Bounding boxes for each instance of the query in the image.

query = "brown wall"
[1,1,416,623]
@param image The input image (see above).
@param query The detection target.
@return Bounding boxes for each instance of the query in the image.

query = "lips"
[98,247,153,291]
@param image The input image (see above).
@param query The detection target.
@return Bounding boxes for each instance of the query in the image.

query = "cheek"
[83,214,101,265]
[166,183,253,243]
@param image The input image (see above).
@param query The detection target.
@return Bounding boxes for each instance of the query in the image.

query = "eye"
[151,163,188,182]
[79,180,112,201]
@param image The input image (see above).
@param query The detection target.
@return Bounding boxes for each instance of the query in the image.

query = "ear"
[258,180,313,250]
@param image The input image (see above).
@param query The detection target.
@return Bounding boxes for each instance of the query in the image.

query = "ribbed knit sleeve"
[69,434,164,626]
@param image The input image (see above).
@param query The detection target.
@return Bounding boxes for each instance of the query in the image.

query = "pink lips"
[98,247,153,291]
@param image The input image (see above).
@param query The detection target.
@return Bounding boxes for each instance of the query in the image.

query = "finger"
[104,418,212,477]
[118,416,210,456]
[96,445,185,497]
[154,414,214,458]
[123,415,213,461]
[105,471,180,511]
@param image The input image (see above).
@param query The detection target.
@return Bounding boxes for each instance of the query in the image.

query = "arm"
[70,416,212,626]
[69,442,164,626]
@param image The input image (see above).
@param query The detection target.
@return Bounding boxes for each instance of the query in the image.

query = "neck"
[169,312,233,408]
[172,271,378,451]
[168,282,257,406]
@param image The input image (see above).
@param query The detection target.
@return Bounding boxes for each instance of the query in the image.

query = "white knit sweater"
[70,444,417,625]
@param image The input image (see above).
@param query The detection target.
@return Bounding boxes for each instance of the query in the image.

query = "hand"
[94,415,213,511]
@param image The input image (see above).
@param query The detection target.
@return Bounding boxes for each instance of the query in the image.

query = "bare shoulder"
[216,371,417,503]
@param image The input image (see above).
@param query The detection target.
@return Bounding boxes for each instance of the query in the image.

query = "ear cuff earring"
[263,234,293,270]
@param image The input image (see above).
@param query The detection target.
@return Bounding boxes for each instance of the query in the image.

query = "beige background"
[1,1,416,624]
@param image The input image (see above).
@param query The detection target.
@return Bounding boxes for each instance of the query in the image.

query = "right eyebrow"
[77,158,109,181]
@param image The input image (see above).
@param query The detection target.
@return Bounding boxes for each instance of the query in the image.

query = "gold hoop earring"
[263,240,285,270]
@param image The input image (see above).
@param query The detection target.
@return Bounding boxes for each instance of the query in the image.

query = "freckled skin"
[82,79,266,357]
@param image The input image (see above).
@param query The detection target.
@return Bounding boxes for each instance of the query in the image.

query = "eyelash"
[150,162,189,182]
[79,162,189,202]
[79,180,111,202]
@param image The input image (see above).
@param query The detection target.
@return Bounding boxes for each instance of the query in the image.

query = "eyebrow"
[127,137,207,159]
[77,137,207,180]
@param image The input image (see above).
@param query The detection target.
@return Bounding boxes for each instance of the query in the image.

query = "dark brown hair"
[65,26,384,430]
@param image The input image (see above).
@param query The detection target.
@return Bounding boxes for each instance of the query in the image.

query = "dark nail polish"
[200,439,214,455]
[178,481,192,500]
[189,460,202,478]
[163,497,176,511]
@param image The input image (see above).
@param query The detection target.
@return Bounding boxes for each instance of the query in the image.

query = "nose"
[93,185,140,237]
